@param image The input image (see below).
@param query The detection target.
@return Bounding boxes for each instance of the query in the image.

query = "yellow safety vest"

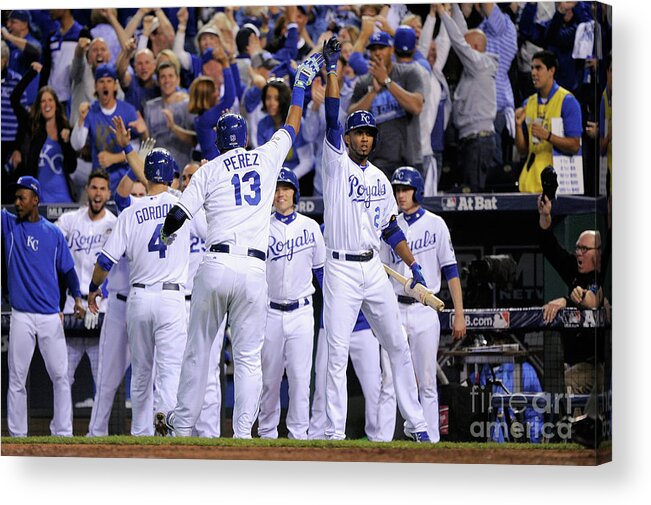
[519,86,571,193]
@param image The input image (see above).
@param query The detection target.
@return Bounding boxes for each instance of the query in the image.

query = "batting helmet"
[345,110,379,151]
[144,148,177,184]
[215,113,248,152]
[277,167,300,205]
[391,166,424,204]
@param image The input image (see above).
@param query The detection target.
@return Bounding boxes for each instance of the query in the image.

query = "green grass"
[1,435,589,451]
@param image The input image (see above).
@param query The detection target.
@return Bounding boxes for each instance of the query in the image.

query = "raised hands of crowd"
[78,102,90,126]
[110,115,131,148]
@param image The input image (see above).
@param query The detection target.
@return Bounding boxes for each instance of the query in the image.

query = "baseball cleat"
[404,430,431,443]
[154,411,171,437]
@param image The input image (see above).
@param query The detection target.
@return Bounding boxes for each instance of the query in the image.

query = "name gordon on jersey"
[348,175,387,207]
[135,203,173,224]
[268,229,316,261]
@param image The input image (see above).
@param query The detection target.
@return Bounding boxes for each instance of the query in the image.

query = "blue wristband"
[126,168,138,181]
[89,281,99,293]
[291,85,305,107]
[123,144,133,154]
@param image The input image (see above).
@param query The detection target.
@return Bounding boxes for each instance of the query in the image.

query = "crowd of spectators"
[1,3,612,204]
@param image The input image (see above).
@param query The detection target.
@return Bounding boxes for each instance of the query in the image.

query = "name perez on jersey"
[268,229,316,262]
[223,152,260,172]
[135,203,173,224]
[348,175,387,208]
[389,230,437,264]
[67,229,111,255]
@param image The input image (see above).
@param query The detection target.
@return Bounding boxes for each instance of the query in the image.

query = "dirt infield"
[1,443,611,465]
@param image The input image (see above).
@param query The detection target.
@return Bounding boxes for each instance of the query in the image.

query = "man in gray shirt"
[349,30,425,179]
[438,4,498,192]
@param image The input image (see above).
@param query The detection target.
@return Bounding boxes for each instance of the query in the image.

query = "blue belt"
[132,283,180,291]
[269,298,310,312]
[398,295,418,305]
[332,251,373,262]
[210,243,266,261]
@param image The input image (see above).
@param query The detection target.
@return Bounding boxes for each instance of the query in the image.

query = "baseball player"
[2,176,85,437]
[257,168,325,439]
[155,52,325,438]
[181,162,227,438]
[379,166,467,442]
[86,135,155,436]
[88,146,190,436]
[320,36,430,442]
[55,170,116,413]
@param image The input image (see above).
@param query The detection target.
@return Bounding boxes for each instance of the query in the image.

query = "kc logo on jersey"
[268,229,316,261]
[348,175,386,208]
[27,235,39,252]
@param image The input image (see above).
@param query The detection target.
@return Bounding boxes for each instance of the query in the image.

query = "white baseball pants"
[380,302,442,442]
[126,286,186,436]
[87,292,130,436]
[7,310,72,437]
[171,253,267,438]
[309,327,391,441]
[258,302,314,439]
[323,257,427,440]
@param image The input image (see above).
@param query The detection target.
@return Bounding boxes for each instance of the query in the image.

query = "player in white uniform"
[320,36,430,441]
[156,52,325,438]
[55,170,115,413]
[181,162,227,438]
[380,166,467,442]
[2,176,85,437]
[88,146,190,436]
[258,168,325,439]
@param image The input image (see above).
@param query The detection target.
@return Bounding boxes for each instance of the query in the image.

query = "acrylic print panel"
[0,1,611,467]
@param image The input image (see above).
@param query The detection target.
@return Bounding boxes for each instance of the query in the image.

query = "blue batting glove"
[323,36,341,74]
[410,263,427,289]
[294,52,325,89]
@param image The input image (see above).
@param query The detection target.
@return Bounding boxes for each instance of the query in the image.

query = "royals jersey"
[380,208,457,294]
[1,209,75,314]
[186,208,208,294]
[322,125,397,253]
[177,127,294,253]
[56,207,117,313]
[266,212,325,302]
[101,191,190,286]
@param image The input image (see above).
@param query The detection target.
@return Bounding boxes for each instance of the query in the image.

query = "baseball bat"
[383,264,445,312]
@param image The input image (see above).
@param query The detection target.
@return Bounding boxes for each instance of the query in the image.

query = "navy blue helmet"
[277,167,300,204]
[144,148,177,184]
[391,166,424,204]
[345,110,379,151]
[215,113,248,152]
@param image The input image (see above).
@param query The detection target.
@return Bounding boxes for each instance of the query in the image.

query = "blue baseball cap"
[12,175,41,199]
[366,31,393,50]
[394,25,417,53]
[9,10,31,23]
[201,48,214,66]
[95,63,117,81]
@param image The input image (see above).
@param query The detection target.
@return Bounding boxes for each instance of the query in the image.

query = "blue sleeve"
[282,125,297,144]
[279,24,299,62]
[56,230,75,274]
[325,97,343,150]
[220,66,236,111]
[63,267,82,299]
[114,193,132,212]
[518,3,545,46]
[326,124,343,151]
[244,86,262,113]
[381,218,407,250]
[312,266,324,289]
[229,62,245,101]
[97,251,115,272]
[442,263,459,281]
[561,94,583,138]
[348,51,369,76]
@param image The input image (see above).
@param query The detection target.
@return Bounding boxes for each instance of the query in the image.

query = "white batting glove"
[84,311,99,330]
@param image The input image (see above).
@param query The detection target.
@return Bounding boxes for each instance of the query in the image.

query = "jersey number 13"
[231,170,261,206]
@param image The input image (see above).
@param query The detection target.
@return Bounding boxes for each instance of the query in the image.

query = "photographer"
[537,191,608,394]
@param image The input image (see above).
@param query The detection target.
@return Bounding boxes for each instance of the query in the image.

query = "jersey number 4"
[231,171,261,206]
[148,224,168,258]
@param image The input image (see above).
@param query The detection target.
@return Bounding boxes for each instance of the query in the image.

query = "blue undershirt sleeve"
[312,266,324,289]
[63,267,82,299]
[442,263,459,281]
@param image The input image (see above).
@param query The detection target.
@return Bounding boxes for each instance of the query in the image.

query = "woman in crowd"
[10,62,77,203]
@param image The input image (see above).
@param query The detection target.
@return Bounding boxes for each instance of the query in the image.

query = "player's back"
[177,128,293,253]
[118,191,190,286]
